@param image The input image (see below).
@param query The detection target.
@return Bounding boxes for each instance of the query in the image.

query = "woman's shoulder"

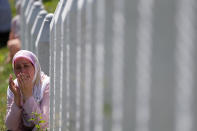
[41,72,50,91]
[41,72,50,83]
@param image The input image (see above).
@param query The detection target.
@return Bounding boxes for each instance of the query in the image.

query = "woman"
[5,50,50,131]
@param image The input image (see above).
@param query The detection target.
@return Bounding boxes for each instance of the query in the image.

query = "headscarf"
[12,50,48,103]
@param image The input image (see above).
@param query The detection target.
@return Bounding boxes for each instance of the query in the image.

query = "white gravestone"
[20,0,30,49]
[23,0,35,49]
[94,0,105,131]
[77,0,86,131]
[26,1,43,50]
[35,14,53,76]
[49,10,56,131]
[53,0,67,130]
[31,10,47,53]
[68,0,78,131]
[61,0,73,130]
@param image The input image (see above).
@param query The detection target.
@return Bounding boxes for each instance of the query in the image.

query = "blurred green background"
[0,0,59,130]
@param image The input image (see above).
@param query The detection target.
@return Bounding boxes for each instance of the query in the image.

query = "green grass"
[0,47,13,131]
[8,0,16,17]
[8,0,59,17]
[43,0,59,13]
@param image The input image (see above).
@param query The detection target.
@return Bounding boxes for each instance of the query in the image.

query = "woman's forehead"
[14,57,33,65]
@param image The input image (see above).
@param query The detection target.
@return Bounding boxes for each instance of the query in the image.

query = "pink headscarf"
[12,50,48,102]
[12,50,41,85]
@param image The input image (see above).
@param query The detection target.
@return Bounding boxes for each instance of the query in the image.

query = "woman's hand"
[17,73,33,102]
[9,74,21,108]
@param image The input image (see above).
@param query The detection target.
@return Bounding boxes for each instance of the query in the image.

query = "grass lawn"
[0,0,59,129]
[0,47,13,130]
[43,0,60,13]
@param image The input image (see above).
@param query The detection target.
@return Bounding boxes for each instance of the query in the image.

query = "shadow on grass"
[43,0,52,2]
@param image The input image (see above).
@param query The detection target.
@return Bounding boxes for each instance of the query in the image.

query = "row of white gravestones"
[20,0,197,131]
[20,0,53,75]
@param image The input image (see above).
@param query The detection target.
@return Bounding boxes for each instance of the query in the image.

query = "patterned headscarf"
[12,50,45,102]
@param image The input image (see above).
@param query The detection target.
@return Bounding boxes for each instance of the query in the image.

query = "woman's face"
[14,57,35,82]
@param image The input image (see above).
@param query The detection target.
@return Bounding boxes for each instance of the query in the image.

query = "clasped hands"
[9,73,33,108]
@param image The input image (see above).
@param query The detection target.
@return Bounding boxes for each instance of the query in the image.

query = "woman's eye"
[24,65,30,68]
[15,66,21,70]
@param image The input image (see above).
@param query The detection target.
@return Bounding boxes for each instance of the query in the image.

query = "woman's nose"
[20,67,26,73]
